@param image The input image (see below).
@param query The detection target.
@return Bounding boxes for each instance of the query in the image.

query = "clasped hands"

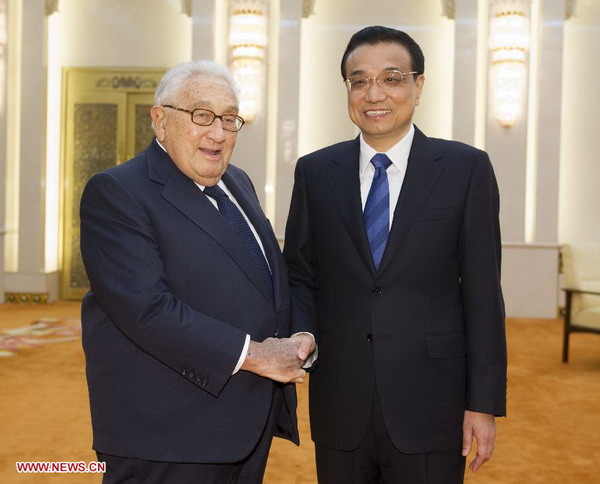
[241,333,316,384]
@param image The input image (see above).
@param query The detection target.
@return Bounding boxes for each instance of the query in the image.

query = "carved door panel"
[60,68,164,299]
[62,90,123,300]
[126,92,156,161]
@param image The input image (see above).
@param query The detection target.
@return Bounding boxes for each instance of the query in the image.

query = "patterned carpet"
[0,318,81,358]
[0,302,599,483]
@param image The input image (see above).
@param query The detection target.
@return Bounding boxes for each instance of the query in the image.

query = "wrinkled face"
[345,42,424,152]
[151,76,238,187]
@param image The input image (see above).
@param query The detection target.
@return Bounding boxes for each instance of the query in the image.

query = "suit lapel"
[147,141,274,306]
[377,127,445,273]
[326,138,375,273]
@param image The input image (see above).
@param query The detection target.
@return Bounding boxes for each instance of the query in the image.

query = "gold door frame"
[60,67,165,300]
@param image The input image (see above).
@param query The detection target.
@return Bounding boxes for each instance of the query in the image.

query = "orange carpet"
[0,302,599,483]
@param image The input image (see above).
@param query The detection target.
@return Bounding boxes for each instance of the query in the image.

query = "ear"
[150,105,167,142]
[415,75,425,106]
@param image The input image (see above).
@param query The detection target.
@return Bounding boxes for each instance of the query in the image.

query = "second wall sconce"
[229,0,268,122]
[489,0,532,127]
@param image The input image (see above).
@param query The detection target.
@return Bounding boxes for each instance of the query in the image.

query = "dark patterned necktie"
[364,153,392,270]
[203,184,274,301]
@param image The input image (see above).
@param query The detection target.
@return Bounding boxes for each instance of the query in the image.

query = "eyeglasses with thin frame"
[162,105,245,132]
[344,70,418,93]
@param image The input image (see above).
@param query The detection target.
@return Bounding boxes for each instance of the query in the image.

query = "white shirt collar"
[155,138,167,152]
[359,124,415,175]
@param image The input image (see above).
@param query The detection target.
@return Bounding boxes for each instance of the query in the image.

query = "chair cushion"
[563,244,600,285]
[572,305,600,330]
[562,244,600,310]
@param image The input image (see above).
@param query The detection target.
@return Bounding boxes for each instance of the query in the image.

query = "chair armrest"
[562,288,600,296]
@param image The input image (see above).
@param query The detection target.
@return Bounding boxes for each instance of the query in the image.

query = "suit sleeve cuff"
[232,334,251,375]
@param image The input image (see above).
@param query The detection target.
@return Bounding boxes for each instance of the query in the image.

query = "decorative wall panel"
[135,104,154,155]
[69,103,117,289]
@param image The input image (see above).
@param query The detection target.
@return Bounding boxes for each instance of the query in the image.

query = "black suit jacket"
[80,139,298,463]
[284,126,506,454]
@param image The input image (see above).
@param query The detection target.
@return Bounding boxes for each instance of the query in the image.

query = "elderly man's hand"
[241,337,307,383]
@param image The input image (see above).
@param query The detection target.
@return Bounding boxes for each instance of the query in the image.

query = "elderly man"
[80,60,314,484]
[284,26,506,483]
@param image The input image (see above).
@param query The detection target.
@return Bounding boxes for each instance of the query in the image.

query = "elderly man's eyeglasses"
[344,70,418,92]
[162,105,245,132]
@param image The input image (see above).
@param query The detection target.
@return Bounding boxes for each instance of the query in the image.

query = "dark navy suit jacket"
[80,139,298,463]
[284,126,506,453]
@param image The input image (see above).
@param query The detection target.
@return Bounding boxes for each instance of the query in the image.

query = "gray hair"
[154,60,240,105]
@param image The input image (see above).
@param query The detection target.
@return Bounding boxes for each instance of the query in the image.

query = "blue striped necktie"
[203,184,274,302]
[364,153,392,270]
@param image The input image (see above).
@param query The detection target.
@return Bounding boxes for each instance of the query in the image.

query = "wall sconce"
[229,0,268,122]
[489,1,531,127]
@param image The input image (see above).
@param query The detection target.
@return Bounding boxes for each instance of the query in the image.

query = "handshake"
[241,333,317,384]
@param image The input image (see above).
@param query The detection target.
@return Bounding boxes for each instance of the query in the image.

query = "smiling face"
[345,42,424,152]
[151,76,239,187]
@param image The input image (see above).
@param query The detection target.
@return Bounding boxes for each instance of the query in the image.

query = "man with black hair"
[284,26,507,483]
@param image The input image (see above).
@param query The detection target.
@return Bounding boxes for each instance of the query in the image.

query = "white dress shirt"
[359,123,415,228]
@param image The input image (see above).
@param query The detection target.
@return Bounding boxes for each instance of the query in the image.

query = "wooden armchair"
[561,244,600,363]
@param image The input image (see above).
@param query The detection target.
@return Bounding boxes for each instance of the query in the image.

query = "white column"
[271,0,302,237]
[3,0,58,300]
[559,0,600,243]
[451,0,479,146]
[485,23,529,243]
[532,0,564,243]
[191,0,217,61]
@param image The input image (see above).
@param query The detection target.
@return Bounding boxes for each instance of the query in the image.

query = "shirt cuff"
[291,331,318,368]
[232,334,251,375]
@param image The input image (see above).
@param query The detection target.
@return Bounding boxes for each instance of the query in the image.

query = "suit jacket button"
[188,372,194,379]
[367,334,373,342]
[182,369,187,376]
[273,328,279,337]
[195,376,201,383]
[371,286,382,295]
[201,378,208,386]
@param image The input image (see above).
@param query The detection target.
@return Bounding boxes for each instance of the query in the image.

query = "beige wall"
[56,0,191,68]
[559,1,600,243]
